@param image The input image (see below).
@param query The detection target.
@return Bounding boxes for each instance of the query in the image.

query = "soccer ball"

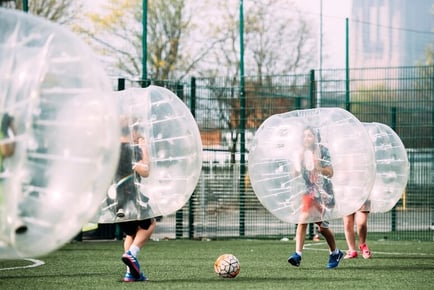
[214,254,240,278]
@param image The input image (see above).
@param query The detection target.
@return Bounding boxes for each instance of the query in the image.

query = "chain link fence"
[89,65,433,241]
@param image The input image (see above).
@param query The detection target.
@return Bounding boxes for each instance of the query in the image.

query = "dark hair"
[304,126,321,142]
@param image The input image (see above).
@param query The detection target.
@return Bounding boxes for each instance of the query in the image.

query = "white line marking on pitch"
[0,259,45,271]
[303,242,434,256]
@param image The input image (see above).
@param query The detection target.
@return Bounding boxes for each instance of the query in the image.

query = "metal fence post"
[113,78,126,240]
[309,70,315,109]
[23,0,28,12]
[391,107,397,232]
[239,0,246,237]
[187,76,197,239]
[345,18,351,112]
[307,70,316,239]
[431,69,434,233]
[117,78,125,91]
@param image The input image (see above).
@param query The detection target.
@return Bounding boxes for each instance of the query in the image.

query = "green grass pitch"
[1,239,434,289]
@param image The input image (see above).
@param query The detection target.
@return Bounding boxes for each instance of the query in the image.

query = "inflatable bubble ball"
[95,86,203,223]
[248,107,376,224]
[0,8,120,258]
[363,122,410,213]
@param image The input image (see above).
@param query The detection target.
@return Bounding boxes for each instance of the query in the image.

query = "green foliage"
[1,239,433,289]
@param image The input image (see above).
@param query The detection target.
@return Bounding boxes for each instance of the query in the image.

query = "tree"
[0,0,83,25]
[77,0,317,81]
[198,0,316,78]
[78,0,219,80]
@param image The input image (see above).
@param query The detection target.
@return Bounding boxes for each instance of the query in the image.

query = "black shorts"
[118,218,155,236]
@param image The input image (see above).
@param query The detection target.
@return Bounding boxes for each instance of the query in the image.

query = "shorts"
[317,220,329,229]
[302,193,330,228]
[302,193,315,212]
[118,218,155,236]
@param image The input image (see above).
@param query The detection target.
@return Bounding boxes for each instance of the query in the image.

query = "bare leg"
[124,234,134,252]
[355,211,372,258]
[295,223,308,253]
[355,211,369,245]
[317,222,337,252]
[343,213,356,251]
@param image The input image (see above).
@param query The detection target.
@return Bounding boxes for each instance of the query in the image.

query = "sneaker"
[122,251,141,278]
[288,252,302,267]
[116,209,125,218]
[327,250,344,269]
[344,250,358,259]
[14,219,28,234]
[123,272,147,282]
[359,243,372,259]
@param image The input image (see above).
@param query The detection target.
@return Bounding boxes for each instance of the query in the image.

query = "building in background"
[350,0,433,68]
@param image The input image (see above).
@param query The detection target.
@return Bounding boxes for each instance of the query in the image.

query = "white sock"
[331,249,339,255]
[296,251,302,257]
[129,245,140,257]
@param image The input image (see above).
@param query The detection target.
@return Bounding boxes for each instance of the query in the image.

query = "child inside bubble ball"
[288,126,343,269]
[114,117,150,219]
[300,126,335,218]
[0,113,27,235]
[114,116,155,282]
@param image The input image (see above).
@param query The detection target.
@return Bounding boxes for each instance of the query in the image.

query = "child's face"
[303,129,315,149]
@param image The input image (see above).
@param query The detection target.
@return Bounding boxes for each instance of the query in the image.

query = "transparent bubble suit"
[95,86,203,222]
[0,9,120,258]
[363,122,409,213]
[248,108,376,224]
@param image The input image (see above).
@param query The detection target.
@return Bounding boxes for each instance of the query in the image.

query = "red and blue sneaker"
[123,271,147,282]
[122,251,141,279]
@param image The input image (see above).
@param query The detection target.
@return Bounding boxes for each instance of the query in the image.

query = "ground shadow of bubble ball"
[363,122,410,213]
[248,107,376,224]
[0,8,120,258]
[95,86,203,223]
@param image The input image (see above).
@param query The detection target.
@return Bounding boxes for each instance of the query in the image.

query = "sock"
[296,251,302,257]
[129,244,140,257]
[331,249,340,255]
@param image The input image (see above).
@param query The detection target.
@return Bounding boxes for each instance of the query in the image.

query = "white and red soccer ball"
[214,254,240,278]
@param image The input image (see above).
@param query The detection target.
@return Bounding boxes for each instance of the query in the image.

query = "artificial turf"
[1,239,433,289]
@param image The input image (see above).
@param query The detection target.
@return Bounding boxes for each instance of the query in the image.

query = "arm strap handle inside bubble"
[114,174,133,188]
